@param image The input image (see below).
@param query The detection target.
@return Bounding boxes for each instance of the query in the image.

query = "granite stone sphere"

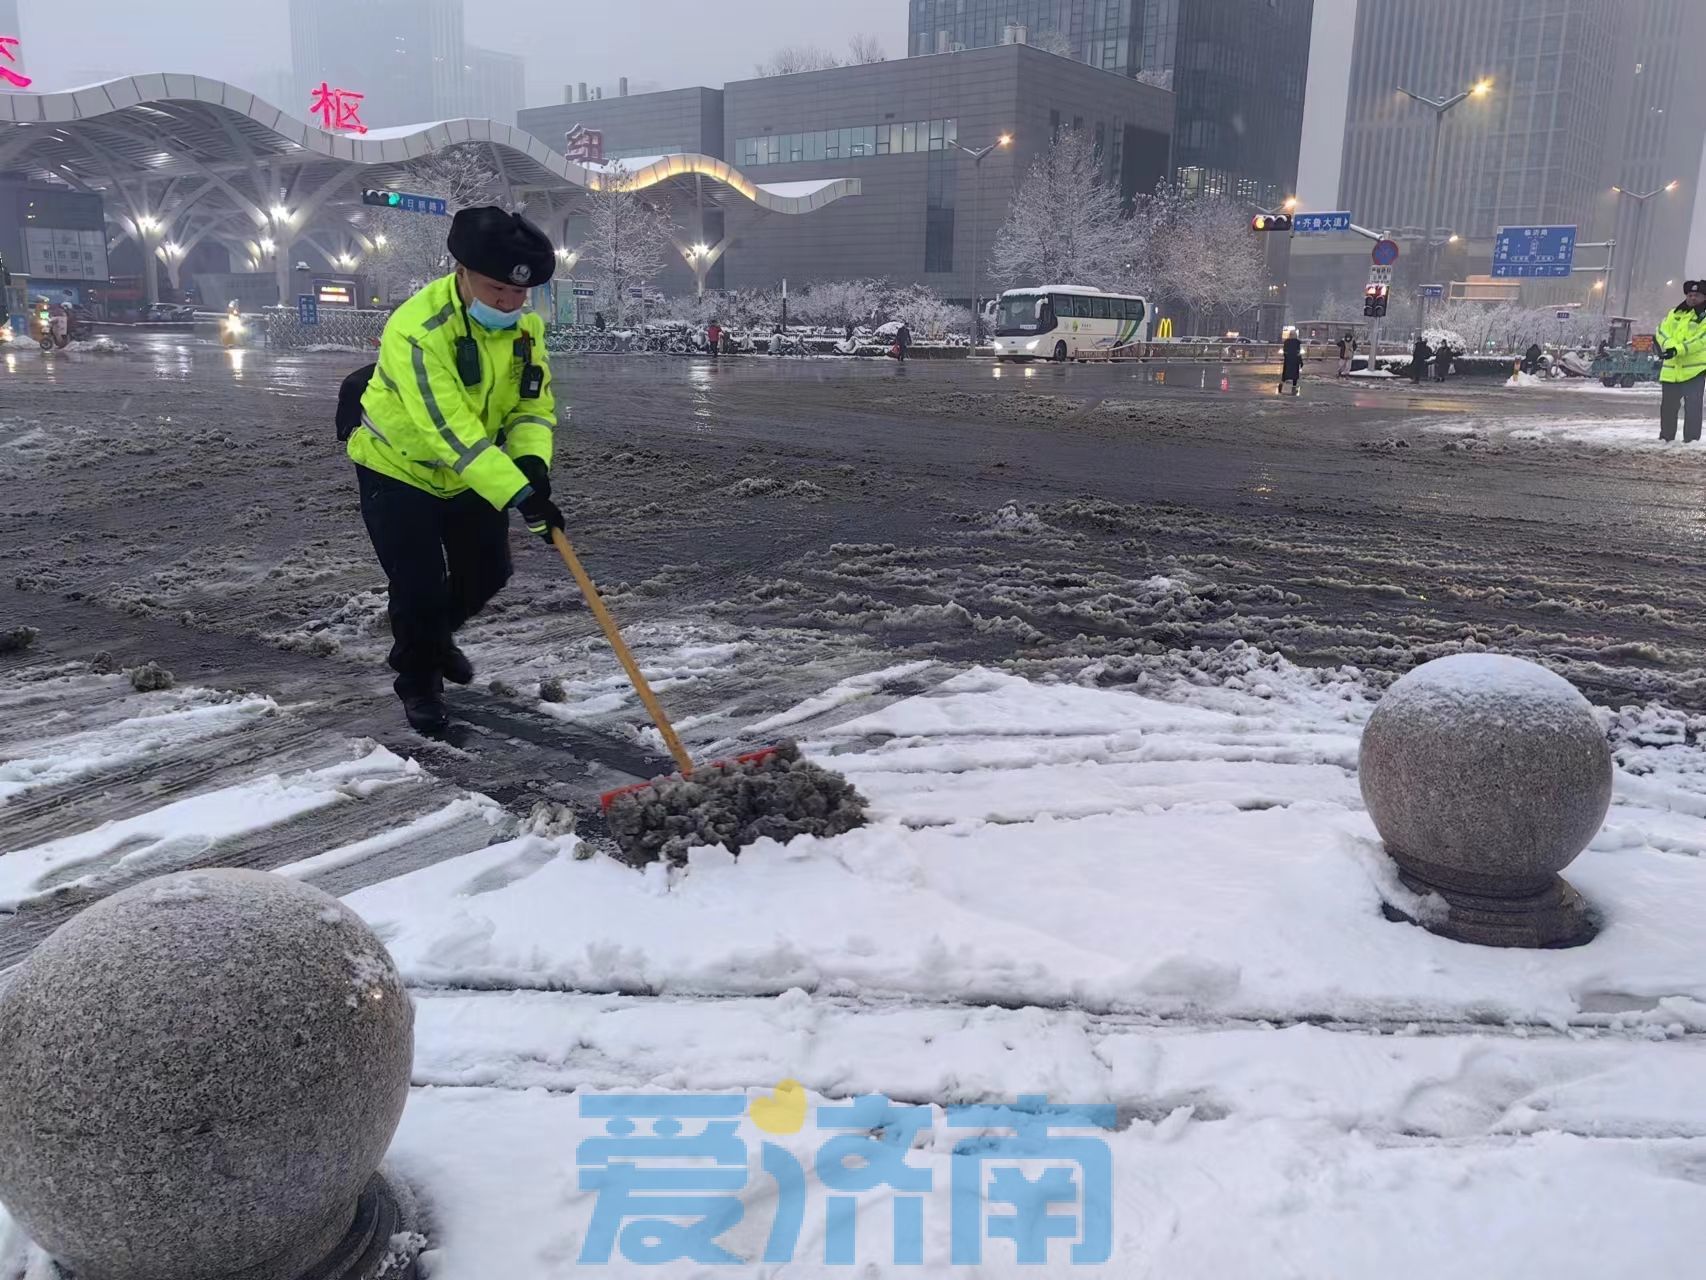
[0,870,414,1280]
[1359,654,1612,945]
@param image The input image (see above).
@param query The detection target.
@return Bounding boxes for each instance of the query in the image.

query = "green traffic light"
[387,193,402,207]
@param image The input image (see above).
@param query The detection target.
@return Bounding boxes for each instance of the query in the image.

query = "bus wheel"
[1601,375,1617,387]
[1620,373,1636,388]
[1052,341,1068,362]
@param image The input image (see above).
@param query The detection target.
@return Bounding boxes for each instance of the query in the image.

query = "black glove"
[1664,347,1679,360]
[515,454,552,501]
[517,491,564,542]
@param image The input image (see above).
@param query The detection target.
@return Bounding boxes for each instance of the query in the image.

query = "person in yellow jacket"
[1657,279,1706,442]
[349,206,565,733]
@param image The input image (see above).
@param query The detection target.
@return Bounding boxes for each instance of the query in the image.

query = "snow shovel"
[547,529,867,864]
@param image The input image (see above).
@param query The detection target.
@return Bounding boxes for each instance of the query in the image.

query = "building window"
[925,149,957,272]
[735,119,955,166]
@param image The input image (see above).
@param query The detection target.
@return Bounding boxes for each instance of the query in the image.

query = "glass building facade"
[908,0,1313,208]
[737,119,959,167]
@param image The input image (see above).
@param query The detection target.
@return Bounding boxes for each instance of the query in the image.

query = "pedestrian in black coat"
[1411,338,1432,384]
[1278,334,1303,395]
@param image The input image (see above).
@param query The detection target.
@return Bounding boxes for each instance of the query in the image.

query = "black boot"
[441,644,475,686]
[395,672,449,735]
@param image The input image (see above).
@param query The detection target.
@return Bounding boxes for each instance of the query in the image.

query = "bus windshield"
[997,293,1048,333]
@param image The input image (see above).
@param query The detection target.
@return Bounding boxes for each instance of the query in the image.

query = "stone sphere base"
[51,1174,418,1280]
[1383,861,1598,949]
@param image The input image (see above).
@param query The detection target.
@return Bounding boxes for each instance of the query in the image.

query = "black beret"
[447,206,556,287]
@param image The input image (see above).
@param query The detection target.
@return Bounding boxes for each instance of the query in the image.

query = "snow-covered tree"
[1029,29,1077,59]
[364,146,506,298]
[578,162,677,324]
[1315,290,1359,323]
[847,34,887,65]
[1426,301,1502,352]
[1126,183,1267,330]
[885,282,972,340]
[796,279,886,330]
[989,128,1126,289]
[755,44,843,76]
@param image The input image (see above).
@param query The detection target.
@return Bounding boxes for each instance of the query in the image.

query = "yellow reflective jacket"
[348,274,556,508]
[1656,305,1706,384]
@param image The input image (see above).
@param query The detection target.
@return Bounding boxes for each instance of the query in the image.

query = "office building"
[907,0,1313,208]
[461,46,524,126]
[288,0,465,128]
[1339,0,1629,245]
[518,43,1173,302]
[0,179,109,304]
[0,0,23,76]
[1610,0,1706,313]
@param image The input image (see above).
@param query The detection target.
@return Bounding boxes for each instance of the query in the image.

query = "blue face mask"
[468,297,523,329]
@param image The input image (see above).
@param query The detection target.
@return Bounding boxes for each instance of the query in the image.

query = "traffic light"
[1251,214,1293,232]
[361,189,404,209]
[1363,285,1389,318]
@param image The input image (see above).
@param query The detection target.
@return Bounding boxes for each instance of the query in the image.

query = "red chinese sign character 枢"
[309,82,368,134]
[0,36,31,89]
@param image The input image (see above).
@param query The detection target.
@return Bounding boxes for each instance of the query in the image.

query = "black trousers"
[356,466,512,693]
[1660,373,1706,442]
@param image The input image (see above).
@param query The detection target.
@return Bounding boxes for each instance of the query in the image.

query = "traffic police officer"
[1657,278,1706,443]
[348,206,565,733]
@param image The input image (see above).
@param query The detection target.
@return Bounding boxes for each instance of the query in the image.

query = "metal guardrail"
[263,306,387,351]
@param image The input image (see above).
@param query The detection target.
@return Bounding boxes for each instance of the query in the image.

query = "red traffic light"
[1251,214,1293,232]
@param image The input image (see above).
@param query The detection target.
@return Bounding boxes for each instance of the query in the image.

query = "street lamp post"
[955,133,1011,346]
[1398,79,1492,295]
[1611,180,1680,317]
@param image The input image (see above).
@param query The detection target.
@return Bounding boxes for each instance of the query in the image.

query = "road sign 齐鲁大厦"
[1293,212,1352,235]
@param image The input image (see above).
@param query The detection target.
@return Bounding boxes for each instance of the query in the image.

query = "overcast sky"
[12,0,911,104]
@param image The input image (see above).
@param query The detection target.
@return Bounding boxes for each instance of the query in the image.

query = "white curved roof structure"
[0,74,859,281]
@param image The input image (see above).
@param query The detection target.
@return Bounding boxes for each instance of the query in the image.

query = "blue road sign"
[361,189,449,216]
[573,284,597,297]
[1492,225,1576,278]
[297,295,319,327]
[1418,284,1445,299]
[1372,238,1401,266]
[1292,211,1352,234]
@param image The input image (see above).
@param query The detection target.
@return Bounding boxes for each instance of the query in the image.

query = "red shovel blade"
[599,746,781,812]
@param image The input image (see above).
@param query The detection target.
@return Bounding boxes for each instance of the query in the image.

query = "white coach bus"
[990,285,1149,362]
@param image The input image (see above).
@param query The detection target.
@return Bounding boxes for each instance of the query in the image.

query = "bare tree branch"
[754,44,843,77]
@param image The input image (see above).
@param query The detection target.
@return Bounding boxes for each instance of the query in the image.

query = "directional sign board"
[1555,309,1573,321]
[1492,225,1576,278]
[1372,239,1401,266]
[1418,284,1445,299]
[1292,211,1352,234]
[360,189,449,216]
[296,294,319,327]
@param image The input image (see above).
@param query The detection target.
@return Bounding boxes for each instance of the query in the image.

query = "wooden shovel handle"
[550,528,696,778]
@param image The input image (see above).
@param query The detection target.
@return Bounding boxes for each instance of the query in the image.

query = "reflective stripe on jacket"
[1656,305,1706,384]
[348,273,556,508]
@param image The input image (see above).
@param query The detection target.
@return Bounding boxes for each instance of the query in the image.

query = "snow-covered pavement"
[6,642,1706,1275]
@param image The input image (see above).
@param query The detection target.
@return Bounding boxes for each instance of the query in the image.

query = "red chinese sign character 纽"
[564,124,605,165]
[0,36,31,89]
[309,82,367,135]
